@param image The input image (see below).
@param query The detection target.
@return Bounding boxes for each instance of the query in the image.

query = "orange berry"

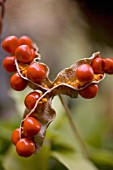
[75,64,94,83]
[2,56,16,72]
[23,117,41,137]
[16,138,35,157]
[10,73,28,91]
[15,45,33,63]
[79,84,98,99]
[19,35,33,48]
[11,128,20,145]
[2,35,19,54]
[27,62,46,83]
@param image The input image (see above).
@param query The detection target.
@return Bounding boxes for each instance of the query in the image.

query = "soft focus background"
[1,0,113,170]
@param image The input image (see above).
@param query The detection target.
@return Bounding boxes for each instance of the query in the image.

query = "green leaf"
[51,151,98,170]
[47,130,76,152]
[0,157,5,170]
[91,149,113,167]
[72,96,107,148]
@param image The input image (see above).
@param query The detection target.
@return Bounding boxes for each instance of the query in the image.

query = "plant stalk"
[59,95,89,158]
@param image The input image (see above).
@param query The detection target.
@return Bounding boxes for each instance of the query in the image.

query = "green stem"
[59,95,89,158]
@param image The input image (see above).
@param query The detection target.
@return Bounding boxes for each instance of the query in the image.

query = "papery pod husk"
[20,51,106,153]
[21,95,56,152]
[21,85,78,152]
[15,59,52,92]
[53,52,105,90]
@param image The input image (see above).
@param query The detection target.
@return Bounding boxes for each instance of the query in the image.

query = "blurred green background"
[1,0,113,170]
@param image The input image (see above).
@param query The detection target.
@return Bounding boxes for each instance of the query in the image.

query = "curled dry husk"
[15,59,52,92]
[16,52,105,152]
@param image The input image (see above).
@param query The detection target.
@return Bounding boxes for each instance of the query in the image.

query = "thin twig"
[59,95,89,158]
[0,0,6,35]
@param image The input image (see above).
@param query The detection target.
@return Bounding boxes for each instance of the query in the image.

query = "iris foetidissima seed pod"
[17,52,105,155]
[2,36,107,157]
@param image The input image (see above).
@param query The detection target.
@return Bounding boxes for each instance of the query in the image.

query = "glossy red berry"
[16,138,35,157]
[79,84,98,99]
[27,62,46,83]
[2,56,16,72]
[75,64,94,83]
[104,58,113,74]
[11,128,20,145]
[19,35,33,48]
[2,35,19,54]
[23,117,41,137]
[24,91,40,110]
[15,45,34,63]
[91,57,105,74]
[31,49,36,59]
[10,73,28,91]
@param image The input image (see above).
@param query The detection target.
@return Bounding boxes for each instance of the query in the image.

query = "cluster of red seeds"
[2,35,47,157]
[11,91,42,157]
[2,35,46,91]
[76,56,113,99]
[2,35,113,157]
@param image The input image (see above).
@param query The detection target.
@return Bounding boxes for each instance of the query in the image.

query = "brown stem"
[0,0,6,35]
[59,95,89,158]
